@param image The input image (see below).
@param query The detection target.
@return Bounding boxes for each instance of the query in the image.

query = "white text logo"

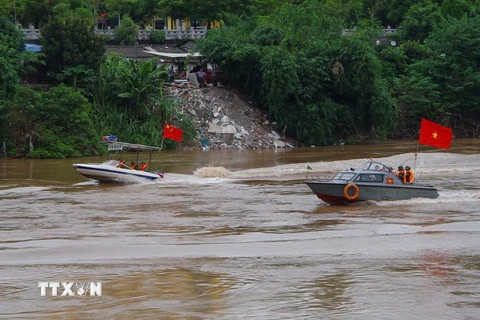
[38,282,102,296]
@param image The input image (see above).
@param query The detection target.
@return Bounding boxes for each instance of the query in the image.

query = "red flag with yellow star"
[163,123,183,142]
[418,118,453,149]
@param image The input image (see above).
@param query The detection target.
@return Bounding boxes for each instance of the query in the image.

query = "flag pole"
[160,121,166,150]
[414,119,422,178]
[414,144,419,173]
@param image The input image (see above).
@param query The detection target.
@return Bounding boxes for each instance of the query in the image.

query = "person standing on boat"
[404,166,415,184]
[396,166,406,183]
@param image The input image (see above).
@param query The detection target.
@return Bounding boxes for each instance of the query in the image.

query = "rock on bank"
[167,86,298,150]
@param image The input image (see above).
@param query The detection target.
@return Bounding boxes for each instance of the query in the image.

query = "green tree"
[156,0,291,24]
[3,85,101,158]
[325,35,397,139]
[424,15,480,119]
[103,0,146,25]
[89,53,195,146]
[0,16,43,109]
[399,1,442,43]
[395,71,442,135]
[324,0,363,27]
[114,14,138,45]
[199,1,396,145]
[385,0,417,27]
[0,0,16,18]
[41,14,106,83]
[0,16,24,102]
[52,0,98,23]
[397,14,480,136]
[440,0,474,19]
[22,0,59,28]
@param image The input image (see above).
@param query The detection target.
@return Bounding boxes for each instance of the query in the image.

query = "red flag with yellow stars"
[418,118,453,149]
[163,123,183,142]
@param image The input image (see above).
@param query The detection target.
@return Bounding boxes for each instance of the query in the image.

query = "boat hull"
[305,181,439,205]
[73,164,162,183]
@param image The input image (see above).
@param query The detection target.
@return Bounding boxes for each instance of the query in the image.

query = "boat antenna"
[413,143,420,179]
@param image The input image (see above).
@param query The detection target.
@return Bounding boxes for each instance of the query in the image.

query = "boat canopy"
[99,140,162,151]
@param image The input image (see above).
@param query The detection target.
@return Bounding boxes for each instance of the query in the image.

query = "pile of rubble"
[167,85,298,150]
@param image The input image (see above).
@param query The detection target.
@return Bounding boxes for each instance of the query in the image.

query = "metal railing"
[21,28,41,40]
[305,175,332,181]
[22,27,395,41]
[21,27,208,41]
[342,28,398,36]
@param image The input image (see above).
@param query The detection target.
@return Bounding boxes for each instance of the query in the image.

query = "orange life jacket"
[131,163,139,170]
[404,170,415,184]
[140,163,149,171]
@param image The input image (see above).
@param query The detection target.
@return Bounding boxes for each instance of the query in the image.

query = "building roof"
[143,47,201,59]
[106,40,200,62]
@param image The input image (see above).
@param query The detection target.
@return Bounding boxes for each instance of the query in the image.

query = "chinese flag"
[418,118,453,149]
[163,123,183,142]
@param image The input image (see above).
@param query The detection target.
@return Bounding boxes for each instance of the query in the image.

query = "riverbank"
[169,85,300,150]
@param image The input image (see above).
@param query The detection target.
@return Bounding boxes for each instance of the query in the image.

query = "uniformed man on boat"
[404,166,415,184]
[396,165,406,183]
[130,161,139,170]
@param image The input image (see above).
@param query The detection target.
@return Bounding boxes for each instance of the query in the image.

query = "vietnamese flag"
[418,118,453,149]
[163,123,183,142]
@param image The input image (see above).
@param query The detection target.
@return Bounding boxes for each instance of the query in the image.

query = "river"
[1,140,479,319]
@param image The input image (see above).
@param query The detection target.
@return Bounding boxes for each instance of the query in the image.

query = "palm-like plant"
[90,53,194,146]
[117,58,168,121]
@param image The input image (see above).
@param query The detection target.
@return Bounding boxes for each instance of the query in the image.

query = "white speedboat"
[73,138,164,183]
[73,159,164,183]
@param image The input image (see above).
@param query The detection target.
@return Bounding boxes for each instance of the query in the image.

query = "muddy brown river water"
[1,140,479,319]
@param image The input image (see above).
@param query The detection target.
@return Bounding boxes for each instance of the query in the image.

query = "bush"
[115,15,138,46]
[150,30,166,44]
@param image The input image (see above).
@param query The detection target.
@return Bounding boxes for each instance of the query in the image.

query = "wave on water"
[72,180,99,186]
[0,186,50,196]
[193,166,230,178]
[146,171,232,186]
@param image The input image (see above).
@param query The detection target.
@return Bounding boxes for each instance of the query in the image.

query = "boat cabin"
[331,161,403,185]
[362,161,394,173]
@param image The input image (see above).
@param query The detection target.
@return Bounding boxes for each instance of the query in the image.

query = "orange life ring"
[343,183,360,200]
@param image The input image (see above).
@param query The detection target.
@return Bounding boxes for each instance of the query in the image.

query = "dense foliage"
[0,13,194,158]
[198,2,398,144]
[0,15,25,103]
[2,85,101,158]
[41,13,106,84]
[198,0,480,142]
[89,53,196,146]
[0,15,43,121]
[114,14,137,45]
[1,0,480,158]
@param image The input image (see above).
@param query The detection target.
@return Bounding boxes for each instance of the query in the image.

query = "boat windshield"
[332,172,356,181]
[102,159,120,167]
[363,161,392,172]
